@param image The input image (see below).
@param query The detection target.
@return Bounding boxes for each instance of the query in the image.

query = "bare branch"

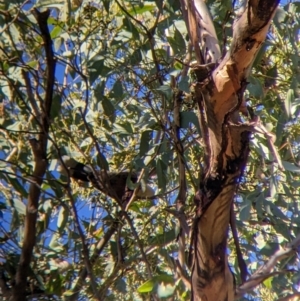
[66,188,101,300]
[68,216,121,301]
[235,233,300,298]
[12,9,56,301]
[175,259,191,290]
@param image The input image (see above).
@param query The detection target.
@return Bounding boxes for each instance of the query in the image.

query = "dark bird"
[58,155,95,182]
[58,156,154,200]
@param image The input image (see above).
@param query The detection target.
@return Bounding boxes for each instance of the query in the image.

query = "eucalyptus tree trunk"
[180,1,280,300]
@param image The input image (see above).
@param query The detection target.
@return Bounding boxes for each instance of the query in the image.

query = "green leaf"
[130,48,143,65]
[123,17,140,40]
[115,278,127,293]
[149,229,176,246]
[27,60,38,69]
[173,26,186,53]
[282,183,294,199]
[140,130,152,156]
[57,206,68,231]
[110,240,118,260]
[156,158,167,191]
[7,177,28,198]
[63,290,76,297]
[156,274,174,283]
[263,277,273,289]
[275,113,286,145]
[54,37,63,52]
[94,81,106,109]
[51,25,62,39]
[284,89,294,118]
[127,3,156,15]
[80,137,93,148]
[178,76,190,92]
[253,192,265,219]
[260,242,279,256]
[112,80,123,99]
[96,152,109,171]
[167,26,186,54]
[180,111,201,134]
[264,66,277,88]
[267,202,288,220]
[10,209,20,231]
[156,85,172,100]
[113,121,134,135]
[248,76,264,99]
[12,199,26,215]
[50,94,61,119]
[47,272,63,295]
[102,0,110,12]
[137,279,155,293]
[88,55,109,84]
[282,161,300,173]
[49,233,63,251]
[102,96,115,122]
[239,200,251,221]
[273,222,291,240]
[252,138,271,161]
[6,121,22,131]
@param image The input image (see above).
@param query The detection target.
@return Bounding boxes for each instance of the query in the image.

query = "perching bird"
[58,155,95,182]
[57,156,155,200]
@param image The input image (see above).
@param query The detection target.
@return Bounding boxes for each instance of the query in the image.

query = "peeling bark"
[184,1,280,300]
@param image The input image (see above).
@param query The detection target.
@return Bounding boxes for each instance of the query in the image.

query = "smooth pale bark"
[189,1,280,300]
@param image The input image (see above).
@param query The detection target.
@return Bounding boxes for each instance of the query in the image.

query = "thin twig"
[68,214,121,301]
[66,187,101,300]
[115,0,163,85]
[0,0,30,35]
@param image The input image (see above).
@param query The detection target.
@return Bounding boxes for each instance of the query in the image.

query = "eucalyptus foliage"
[0,0,300,300]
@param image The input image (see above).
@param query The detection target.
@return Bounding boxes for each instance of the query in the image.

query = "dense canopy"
[0,0,300,300]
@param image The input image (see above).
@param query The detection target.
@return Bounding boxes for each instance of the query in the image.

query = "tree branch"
[68,214,121,301]
[66,188,101,300]
[12,9,56,301]
[183,1,280,300]
[235,233,300,298]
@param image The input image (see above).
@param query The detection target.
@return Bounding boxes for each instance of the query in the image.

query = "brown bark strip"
[12,9,56,301]
[180,0,204,64]
[183,1,280,300]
